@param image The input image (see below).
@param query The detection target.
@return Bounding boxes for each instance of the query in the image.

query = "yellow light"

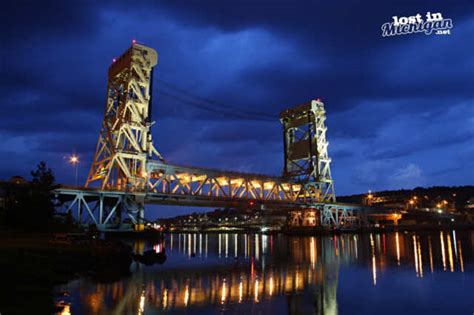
[458,240,464,273]
[440,232,446,271]
[395,232,400,265]
[239,281,243,303]
[69,155,79,164]
[60,305,71,315]
[447,234,454,272]
[310,237,316,268]
[417,237,423,277]
[221,280,227,305]
[138,290,145,314]
[413,196,418,200]
[409,200,414,205]
[370,233,376,286]
[413,235,419,277]
[184,284,189,306]
[162,289,168,309]
[254,280,259,303]
[428,237,434,273]
[269,276,274,296]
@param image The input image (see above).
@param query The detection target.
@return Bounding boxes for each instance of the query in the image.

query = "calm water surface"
[56,231,474,314]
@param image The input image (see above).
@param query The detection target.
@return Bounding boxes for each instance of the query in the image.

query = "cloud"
[391,163,426,189]
[0,0,472,198]
[352,159,393,188]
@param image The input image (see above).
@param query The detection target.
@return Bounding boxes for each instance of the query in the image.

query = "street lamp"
[367,190,373,205]
[69,155,79,186]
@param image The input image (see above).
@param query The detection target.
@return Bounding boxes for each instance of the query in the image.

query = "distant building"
[466,197,474,210]
[363,192,457,213]
[0,176,30,209]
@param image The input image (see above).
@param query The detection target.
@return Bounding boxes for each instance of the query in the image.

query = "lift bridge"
[55,43,367,231]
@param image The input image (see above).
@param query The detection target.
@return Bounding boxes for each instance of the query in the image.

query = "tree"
[27,161,57,230]
[3,162,57,231]
[31,161,55,189]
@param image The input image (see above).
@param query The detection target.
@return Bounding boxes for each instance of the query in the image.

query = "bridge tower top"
[86,43,163,190]
[280,99,336,202]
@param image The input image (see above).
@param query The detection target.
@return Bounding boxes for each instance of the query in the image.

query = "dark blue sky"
[1,1,473,199]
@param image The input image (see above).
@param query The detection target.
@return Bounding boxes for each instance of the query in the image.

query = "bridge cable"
[156,88,276,121]
[154,78,278,121]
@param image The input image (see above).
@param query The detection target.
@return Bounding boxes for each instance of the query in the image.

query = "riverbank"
[0,232,133,314]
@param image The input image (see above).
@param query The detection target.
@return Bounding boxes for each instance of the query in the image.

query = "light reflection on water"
[56,231,473,314]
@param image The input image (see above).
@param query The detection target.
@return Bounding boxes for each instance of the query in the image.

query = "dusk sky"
[1,1,473,203]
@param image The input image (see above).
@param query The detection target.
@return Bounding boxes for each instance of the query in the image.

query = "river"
[54,230,473,314]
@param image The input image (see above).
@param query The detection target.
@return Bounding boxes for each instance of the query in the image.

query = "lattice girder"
[86,43,163,190]
[280,99,336,202]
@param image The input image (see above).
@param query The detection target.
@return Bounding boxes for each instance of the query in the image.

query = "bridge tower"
[86,43,163,191]
[280,99,335,203]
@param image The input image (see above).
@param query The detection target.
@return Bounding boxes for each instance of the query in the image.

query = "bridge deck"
[145,161,334,205]
[55,184,373,229]
[55,161,372,229]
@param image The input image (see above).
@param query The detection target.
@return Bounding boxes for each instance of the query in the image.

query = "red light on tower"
[249,201,254,207]
[316,98,321,102]
[132,39,137,44]
[112,58,116,63]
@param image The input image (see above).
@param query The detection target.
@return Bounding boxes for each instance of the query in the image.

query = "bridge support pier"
[288,204,366,229]
[320,204,366,228]
[288,209,319,227]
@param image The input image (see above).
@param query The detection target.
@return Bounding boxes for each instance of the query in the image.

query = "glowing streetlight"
[367,190,373,205]
[69,155,79,185]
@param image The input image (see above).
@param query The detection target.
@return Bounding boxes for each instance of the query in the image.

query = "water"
[55,231,473,314]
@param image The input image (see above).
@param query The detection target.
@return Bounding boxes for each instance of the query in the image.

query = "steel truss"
[289,204,367,228]
[55,186,365,229]
[145,161,323,205]
[280,100,336,202]
[319,204,366,227]
[55,188,146,230]
[86,43,163,190]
